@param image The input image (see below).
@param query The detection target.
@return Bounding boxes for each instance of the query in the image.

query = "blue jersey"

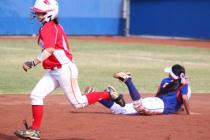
[158,77,189,114]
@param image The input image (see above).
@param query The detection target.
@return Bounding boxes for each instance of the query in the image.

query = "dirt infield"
[0,94,210,140]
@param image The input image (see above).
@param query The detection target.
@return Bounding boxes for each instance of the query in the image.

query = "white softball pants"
[30,61,88,109]
[110,97,164,115]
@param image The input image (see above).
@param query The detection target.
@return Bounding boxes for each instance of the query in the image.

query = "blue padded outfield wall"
[0,1,36,35]
[130,0,210,39]
[1,0,210,38]
[0,0,124,35]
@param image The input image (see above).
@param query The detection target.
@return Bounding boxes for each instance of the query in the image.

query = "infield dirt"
[0,94,210,140]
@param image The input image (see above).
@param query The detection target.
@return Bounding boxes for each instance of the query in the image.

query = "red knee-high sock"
[32,105,43,130]
[86,92,110,105]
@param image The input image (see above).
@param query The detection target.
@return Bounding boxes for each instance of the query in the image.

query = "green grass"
[0,38,210,94]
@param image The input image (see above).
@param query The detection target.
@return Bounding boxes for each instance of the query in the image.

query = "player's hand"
[23,61,35,72]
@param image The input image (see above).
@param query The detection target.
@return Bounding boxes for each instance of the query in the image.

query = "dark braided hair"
[52,18,59,24]
[156,64,186,96]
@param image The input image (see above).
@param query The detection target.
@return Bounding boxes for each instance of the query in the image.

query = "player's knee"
[133,99,145,113]
[133,99,142,109]
[133,99,159,115]
[72,103,87,109]
[30,94,44,105]
[68,95,88,109]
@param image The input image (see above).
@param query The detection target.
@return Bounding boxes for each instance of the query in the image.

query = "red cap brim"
[31,7,47,13]
[31,7,54,13]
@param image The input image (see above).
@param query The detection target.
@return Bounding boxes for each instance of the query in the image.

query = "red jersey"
[38,21,73,69]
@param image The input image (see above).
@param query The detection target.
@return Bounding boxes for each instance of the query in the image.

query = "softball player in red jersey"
[14,0,125,139]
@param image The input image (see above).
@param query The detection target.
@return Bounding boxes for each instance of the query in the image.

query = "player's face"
[35,12,46,22]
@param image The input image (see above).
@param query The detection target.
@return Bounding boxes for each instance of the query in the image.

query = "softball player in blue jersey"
[87,64,192,115]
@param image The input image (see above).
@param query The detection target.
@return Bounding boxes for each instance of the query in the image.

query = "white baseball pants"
[30,61,88,109]
[110,97,164,115]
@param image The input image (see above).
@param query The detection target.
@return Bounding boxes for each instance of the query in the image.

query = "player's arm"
[182,94,190,115]
[155,86,161,97]
[23,47,54,72]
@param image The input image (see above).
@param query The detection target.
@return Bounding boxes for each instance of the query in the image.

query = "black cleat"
[104,86,125,107]
[14,128,40,140]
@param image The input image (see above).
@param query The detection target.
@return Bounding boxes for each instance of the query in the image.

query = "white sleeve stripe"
[62,36,68,51]
[53,50,71,64]
[53,24,58,45]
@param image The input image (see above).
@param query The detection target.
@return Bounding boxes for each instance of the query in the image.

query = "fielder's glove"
[23,60,36,72]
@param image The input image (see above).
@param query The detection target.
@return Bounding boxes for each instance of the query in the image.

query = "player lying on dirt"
[86,64,195,115]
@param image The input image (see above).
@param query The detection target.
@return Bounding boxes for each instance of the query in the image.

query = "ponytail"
[53,18,59,24]
[156,79,182,96]
[156,64,187,97]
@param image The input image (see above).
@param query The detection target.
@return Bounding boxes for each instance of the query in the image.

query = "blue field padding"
[130,0,210,39]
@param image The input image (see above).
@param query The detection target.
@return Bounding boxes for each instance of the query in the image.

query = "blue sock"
[125,78,141,101]
[99,99,114,108]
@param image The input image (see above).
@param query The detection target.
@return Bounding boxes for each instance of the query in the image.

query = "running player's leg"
[84,86,109,107]
[30,71,59,130]
[53,63,89,108]
[84,86,126,112]
[56,62,124,109]
[15,72,58,140]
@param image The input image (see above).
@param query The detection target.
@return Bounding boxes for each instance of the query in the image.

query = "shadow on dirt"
[0,133,17,140]
[70,111,111,115]
[51,138,93,140]
[43,138,93,140]
[0,133,93,140]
